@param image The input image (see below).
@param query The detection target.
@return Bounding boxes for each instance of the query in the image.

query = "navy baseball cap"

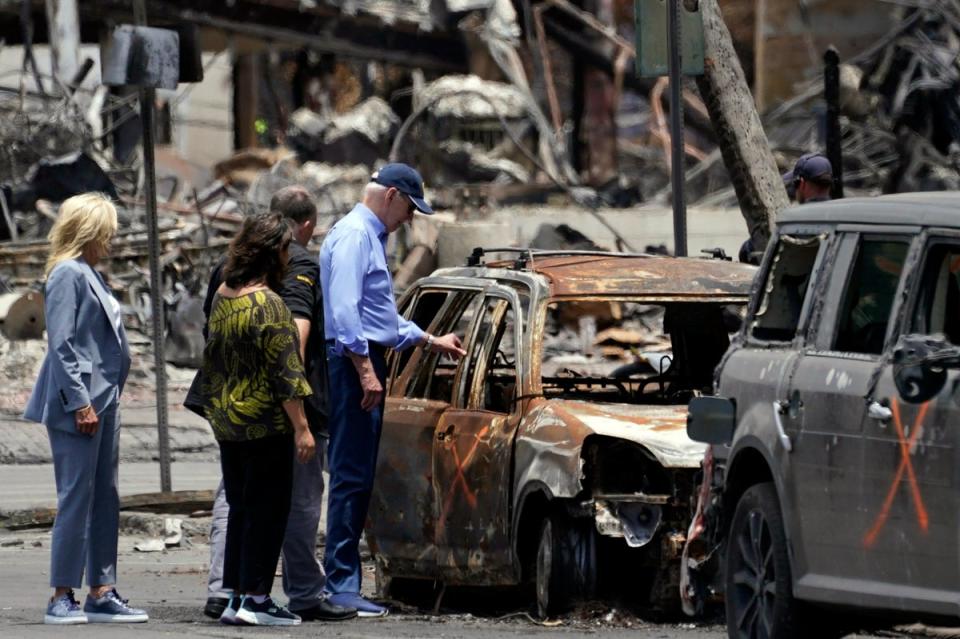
[783,152,833,184]
[372,163,434,215]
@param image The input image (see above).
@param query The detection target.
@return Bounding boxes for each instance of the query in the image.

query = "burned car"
[684,193,960,638]
[365,249,755,616]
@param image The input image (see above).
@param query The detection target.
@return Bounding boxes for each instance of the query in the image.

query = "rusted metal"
[532,3,564,136]
[508,255,755,299]
[369,254,753,609]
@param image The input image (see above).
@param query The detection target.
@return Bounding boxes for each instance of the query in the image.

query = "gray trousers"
[48,402,120,588]
[208,438,327,611]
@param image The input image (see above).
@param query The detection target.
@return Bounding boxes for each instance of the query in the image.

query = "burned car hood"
[544,400,707,468]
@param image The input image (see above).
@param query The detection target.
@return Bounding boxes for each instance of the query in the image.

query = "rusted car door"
[786,231,912,599]
[853,234,960,614]
[433,287,523,585]
[368,285,484,578]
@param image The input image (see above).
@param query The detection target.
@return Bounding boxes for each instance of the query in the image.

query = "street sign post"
[635,0,704,257]
[101,2,202,493]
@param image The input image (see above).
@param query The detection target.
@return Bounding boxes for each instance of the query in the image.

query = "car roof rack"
[465,247,653,269]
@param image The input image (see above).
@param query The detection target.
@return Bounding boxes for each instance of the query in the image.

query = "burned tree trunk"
[695,0,788,252]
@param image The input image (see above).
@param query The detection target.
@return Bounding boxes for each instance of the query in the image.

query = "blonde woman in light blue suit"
[24,194,148,625]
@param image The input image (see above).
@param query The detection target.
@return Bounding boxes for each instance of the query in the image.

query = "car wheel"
[535,513,596,619]
[725,482,799,639]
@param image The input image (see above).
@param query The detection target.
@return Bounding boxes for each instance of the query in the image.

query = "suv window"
[393,289,453,380]
[458,296,519,413]
[911,242,960,344]
[405,291,483,403]
[750,236,822,341]
[833,239,908,355]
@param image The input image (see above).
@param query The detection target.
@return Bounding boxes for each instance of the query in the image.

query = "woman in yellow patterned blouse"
[200,212,316,626]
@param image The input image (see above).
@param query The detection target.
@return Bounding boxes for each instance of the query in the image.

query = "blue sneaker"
[326,593,388,618]
[44,590,87,625]
[84,589,149,623]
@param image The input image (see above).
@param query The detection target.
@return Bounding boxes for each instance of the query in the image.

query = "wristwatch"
[425,333,435,351]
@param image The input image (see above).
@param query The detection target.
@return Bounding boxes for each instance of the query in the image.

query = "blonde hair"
[45,193,119,277]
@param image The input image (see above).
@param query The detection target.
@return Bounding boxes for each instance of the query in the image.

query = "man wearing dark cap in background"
[320,163,466,616]
[783,152,834,204]
[739,152,836,265]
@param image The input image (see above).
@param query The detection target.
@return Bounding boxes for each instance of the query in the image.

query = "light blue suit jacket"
[24,258,131,433]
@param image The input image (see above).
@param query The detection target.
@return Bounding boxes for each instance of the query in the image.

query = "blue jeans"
[322,344,387,594]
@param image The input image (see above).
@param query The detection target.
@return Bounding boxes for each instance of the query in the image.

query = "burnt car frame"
[684,193,960,638]
[365,249,755,616]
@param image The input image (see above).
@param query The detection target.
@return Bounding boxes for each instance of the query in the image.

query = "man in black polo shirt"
[189,187,355,623]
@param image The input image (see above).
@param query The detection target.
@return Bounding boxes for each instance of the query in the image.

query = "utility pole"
[132,0,172,493]
[667,0,687,257]
[824,47,844,199]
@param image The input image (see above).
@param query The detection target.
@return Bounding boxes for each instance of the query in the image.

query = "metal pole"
[667,0,688,256]
[133,0,172,493]
[824,47,844,199]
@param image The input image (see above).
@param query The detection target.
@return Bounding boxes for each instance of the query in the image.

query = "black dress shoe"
[294,598,358,621]
[203,596,230,619]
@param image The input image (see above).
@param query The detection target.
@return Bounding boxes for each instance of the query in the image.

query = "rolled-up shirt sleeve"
[328,230,370,357]
[395,315,426,351]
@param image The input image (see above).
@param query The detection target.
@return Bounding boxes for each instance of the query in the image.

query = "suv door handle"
[868,401,892,422]
[772,401,793,453]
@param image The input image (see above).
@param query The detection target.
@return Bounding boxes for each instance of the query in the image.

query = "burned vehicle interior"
[393,290,744,409]
[541,300,742,405]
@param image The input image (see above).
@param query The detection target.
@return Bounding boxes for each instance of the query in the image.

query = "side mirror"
[892,334,960,403]
[687,396,736,445]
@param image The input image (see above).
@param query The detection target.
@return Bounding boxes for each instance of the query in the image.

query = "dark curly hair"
[223,212,292,292]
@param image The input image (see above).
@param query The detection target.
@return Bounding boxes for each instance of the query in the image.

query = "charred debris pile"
[2,0,960,360]
[763,0,960,198]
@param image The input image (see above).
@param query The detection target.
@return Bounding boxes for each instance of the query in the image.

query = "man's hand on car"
[430,333,467,359]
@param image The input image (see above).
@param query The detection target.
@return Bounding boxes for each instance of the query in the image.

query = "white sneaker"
[219,595,242,625]
[234,595,301,626]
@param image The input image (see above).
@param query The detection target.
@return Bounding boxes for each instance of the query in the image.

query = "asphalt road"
[0,525,913,639]
[0,463,922,639]
[0,528,730,638]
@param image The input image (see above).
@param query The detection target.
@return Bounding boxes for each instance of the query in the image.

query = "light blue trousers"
[47,402,120,588]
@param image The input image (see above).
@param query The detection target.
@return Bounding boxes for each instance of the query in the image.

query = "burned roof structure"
[1,0,470,72]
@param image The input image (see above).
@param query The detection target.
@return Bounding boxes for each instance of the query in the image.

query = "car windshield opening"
[541,300,744,405]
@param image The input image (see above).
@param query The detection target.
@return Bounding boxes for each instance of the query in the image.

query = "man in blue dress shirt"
[320,163,465,617]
